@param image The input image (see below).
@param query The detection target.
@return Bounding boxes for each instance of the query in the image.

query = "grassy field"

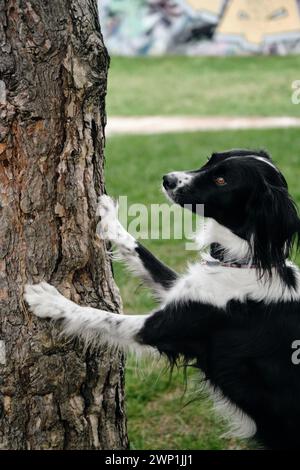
[105,56,300,450]
[107,56,299,117]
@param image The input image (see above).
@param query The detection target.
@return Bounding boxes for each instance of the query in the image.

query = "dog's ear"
[249,182,300,280]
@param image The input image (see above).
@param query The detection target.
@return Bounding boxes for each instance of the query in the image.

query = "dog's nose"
[163,174,178,190]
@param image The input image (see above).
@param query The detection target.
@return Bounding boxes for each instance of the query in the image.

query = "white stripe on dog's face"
[163,171,193,192]
[170,171,193,188]
[251,156,278,171]
[225,155,278,172]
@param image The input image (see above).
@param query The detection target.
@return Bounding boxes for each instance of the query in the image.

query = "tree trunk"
[0,0,128,449]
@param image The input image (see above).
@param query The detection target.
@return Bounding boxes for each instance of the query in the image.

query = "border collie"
[25,149,300,450]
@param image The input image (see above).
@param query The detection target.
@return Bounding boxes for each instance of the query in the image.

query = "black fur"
[173,149,300,280]
[137,296,300,449]
[135,242,178,288]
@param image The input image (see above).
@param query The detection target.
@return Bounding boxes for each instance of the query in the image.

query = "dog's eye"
[214,177,227,186]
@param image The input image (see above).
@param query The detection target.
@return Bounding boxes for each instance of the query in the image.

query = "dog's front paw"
[24,282,72,320]
[97,195,118,219]
[97,195,120,241]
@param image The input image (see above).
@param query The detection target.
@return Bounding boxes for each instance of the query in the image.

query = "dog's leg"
[98,195,178,300]
[24,282,154,355]
[24,284,226,361]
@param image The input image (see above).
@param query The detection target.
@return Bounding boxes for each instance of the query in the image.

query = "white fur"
[225,155,278,172]
[252,156,278,171]
[164,219,300,309]
[98,195,168,300]
[195,218,250,262]
[206,383,257,439]
[24,282,154,356]
[167,171,193,188]
[163,258,300,310]
[97,195,136,250]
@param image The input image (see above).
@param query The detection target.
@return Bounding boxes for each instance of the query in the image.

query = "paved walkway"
[106,116,300,136]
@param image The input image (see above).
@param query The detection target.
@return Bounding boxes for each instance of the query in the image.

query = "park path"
[106,116,300,136]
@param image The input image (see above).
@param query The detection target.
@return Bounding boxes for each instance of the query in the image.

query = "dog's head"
[163,149,300,278]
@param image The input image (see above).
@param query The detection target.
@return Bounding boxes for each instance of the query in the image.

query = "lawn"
[107,56,299,117]
[105,128,300,450]
[105,55,300,450]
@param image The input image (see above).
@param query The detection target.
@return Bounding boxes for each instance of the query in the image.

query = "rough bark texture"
[0,0,128,449]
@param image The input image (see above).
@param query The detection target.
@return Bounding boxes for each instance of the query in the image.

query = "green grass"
[106,53,300,450]
[107,56,300,117]
[105,128,300,449]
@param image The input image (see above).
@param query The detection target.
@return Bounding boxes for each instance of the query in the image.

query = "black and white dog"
[25,149,300,450]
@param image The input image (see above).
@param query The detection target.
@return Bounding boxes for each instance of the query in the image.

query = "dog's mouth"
[161,183,179,204]
[162,182,201,215]
[162,184,193,210]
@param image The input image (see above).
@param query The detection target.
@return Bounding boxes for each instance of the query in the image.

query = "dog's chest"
[163,262,299,309]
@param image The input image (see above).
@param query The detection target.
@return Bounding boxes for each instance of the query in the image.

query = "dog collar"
[208,243,255,269]
[205,260,256,269]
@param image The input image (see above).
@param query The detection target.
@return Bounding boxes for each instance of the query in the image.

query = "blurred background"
[98,0,300,450]
[99,0,300,56]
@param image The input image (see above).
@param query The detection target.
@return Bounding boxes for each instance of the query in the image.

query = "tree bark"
[0,0,128,449]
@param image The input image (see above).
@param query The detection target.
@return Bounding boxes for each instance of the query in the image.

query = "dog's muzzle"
[163,174,178,190]
[163,171,193,192]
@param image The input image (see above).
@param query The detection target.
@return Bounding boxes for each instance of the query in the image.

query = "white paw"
[97,195,121,241]
[24,282,73,320]
[97,194,118,219]
[96,195,136,250]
